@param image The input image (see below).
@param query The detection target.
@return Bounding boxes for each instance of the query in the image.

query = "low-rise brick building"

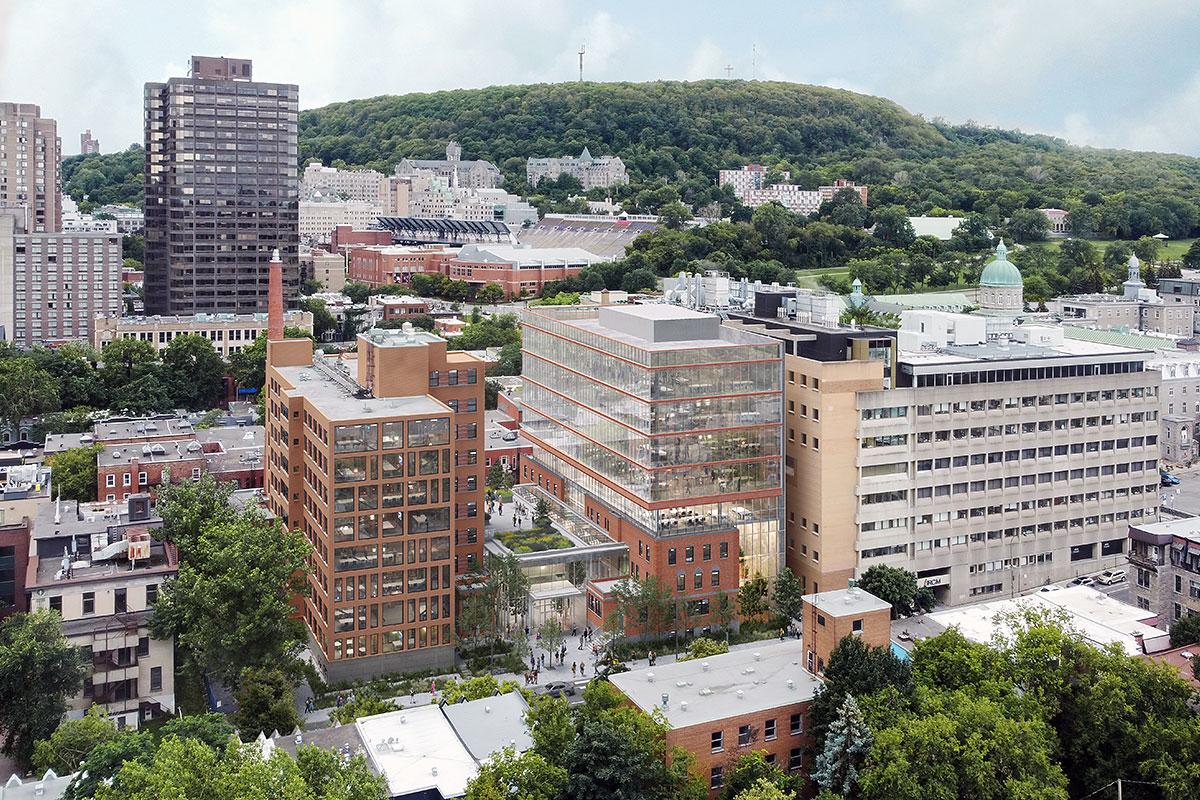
[610,641,821,794]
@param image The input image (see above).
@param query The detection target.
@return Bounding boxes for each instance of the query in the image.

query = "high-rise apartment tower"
[143,56,299,314]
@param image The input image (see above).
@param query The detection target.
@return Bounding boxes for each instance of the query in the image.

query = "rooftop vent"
[736,690,745,700]
[679,701,688,711]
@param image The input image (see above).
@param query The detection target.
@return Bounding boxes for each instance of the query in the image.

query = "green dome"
[980,240,1023,288]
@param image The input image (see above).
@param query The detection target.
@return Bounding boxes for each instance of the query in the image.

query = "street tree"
[525,695,574,769]
[537,617,566,658]
[809,634,913,751]
[0,611,88,765]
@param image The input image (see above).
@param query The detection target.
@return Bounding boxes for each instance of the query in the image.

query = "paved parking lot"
[1162,465,1200,517]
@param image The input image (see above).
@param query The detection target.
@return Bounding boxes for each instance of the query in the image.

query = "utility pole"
[1116,778,1122,800]
[578,44,586,82]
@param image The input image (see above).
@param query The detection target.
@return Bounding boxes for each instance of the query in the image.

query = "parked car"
[1097,569,1127,585]
[544,681,576,698]
[1071,575,1096,587]
[1038,584,1062,593]
[1161,471,1181,486]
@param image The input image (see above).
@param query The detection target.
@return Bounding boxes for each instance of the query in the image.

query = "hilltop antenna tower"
[578,44,586,82]
[724,64,733,78]
[751,44,757,80]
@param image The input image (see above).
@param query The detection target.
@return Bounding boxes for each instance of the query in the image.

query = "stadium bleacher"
[515,215,659,260]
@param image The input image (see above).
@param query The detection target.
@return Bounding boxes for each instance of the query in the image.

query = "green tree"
[621,267,659,293]
[465,746,568,800]
[858,691,1068,800]
[476,283,505,304]
[440,674,523,704]
[161,334,227,410]
[871,205,916,247]
[98,337,158,393]
[537,616,566,657]
[0,611,88,765]
[65,732,155,800]
[299,297,338,339]
[713,589,735,640]
[155,473,238,552]
[658,201,694,230]
[158,713,236,754]
[227,326,312,394]
[773,566,805,622]
[0,358,61,433]
[738,573,770,619]
[678,636,729,662]
[813,694,872,799]
[733,778,790,800]
[809,634,913,751]
[1168,613,1200,647]
[1182,239,1200,269]
[720,750,796,800]
[1133,235,1163,263]
[1006,208,1051,243]
[329,691,398,725]
[1140,715,1200,800]
[533,498,552,531]
[232,666,302,738]
[525,694,574,769]
[92,735,385,800]
[32,707,120,775]
[856,565,932,618]
[565,705,705,800]
[486,461,513,491]
[150,509,310,684]
[46,444,103,502]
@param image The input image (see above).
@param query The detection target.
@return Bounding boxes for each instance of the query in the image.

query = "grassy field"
[1040,237,1195,260]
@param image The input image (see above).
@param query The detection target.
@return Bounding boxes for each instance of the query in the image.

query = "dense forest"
[61,144,144,209]
[65,80,1200,240]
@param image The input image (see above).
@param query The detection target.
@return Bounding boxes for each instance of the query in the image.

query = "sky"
[2,0,1200,157]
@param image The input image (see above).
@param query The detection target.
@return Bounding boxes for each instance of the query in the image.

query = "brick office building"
[520,304,783,632]
[263,255,485,679]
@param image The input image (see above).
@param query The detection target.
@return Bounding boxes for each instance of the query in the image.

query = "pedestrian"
[779,627,786,641]
[648,649,656,667]
[430,680,437,698]
[410,688,416,705]
[572,662,577,677]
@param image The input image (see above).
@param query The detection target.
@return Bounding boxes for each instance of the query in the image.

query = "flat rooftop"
[356,694,530,799]
[898,335,1150,366]
[609,640,822,728]
[802,587,892,617]
[33,539,174,586]
[32,498,160,541]
[926,586,1169,657]
[1131,515,1200,545]
[551,304,775,351]
[275,363,449,421]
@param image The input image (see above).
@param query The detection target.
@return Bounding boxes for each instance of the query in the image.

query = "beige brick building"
[732,305,1161,606]
[93,309,314,357]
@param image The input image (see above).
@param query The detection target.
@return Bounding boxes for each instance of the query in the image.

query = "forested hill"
[298,80,1200,235]
[64,80,1200,237]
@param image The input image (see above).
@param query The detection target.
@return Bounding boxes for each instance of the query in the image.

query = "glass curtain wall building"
[520,304,784,628]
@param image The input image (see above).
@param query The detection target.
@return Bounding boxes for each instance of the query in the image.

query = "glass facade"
[522,306,784,581]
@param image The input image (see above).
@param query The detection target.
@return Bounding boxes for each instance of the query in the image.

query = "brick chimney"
[268,248,284,340]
